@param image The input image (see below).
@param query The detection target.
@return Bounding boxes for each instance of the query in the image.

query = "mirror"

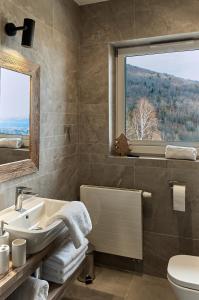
[0,51,40,182]
[0,68,30,164]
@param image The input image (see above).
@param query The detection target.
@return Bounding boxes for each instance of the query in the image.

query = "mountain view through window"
[125,50,199,142]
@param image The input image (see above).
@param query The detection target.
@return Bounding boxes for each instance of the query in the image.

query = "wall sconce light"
[5,18,35,48]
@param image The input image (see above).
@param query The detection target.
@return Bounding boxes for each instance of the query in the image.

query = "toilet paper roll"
[0,244,9,275]
[173,185,186,212]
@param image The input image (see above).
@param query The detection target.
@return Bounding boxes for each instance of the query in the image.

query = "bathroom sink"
[0,197,68,254]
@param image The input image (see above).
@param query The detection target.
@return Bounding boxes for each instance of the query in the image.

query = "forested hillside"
[126,64,199,141]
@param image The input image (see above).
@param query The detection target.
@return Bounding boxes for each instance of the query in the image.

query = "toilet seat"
[167,255,199,291]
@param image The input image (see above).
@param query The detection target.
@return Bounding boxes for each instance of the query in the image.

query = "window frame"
[116,37,199,156]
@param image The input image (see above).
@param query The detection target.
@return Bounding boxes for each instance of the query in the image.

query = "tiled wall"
[78,0,199,277]
[0,0,80,209]
[1,0,199,279]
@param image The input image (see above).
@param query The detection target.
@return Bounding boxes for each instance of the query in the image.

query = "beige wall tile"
[0,0,80,204]
[78,0,199,278]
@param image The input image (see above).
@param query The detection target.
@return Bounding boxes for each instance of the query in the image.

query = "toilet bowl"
[167,255,199,300]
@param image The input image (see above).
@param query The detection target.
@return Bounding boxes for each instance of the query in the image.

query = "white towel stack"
[42,239,88,284]
[7,276,49,300]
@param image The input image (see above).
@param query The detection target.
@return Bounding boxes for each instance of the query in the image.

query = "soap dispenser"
[0,220,9,246]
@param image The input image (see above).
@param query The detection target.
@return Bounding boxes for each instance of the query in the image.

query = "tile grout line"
[123,274,135,299]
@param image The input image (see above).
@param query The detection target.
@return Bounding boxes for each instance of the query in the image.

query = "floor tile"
[125,274,177,300]
[89,267,133,297]
[63,266,177,300]
[63,287,123,300]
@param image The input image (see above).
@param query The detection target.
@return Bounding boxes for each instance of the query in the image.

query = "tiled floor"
[62,267,177,300]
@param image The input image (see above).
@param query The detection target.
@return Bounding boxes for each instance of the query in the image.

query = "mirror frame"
[0,51,40,182]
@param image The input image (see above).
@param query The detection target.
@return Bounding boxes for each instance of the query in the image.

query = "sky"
[0,67,30,120]
[127,49,199,82]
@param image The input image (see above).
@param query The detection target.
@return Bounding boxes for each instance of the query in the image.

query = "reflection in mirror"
[0,67,30,164]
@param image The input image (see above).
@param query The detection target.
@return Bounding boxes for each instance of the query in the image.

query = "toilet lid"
[168,255,199,291]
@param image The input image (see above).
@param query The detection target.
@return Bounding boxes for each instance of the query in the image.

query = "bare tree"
[127,98,159,140]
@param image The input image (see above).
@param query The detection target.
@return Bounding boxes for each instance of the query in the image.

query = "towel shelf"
[0,233,83,300]
[48,260,86,300]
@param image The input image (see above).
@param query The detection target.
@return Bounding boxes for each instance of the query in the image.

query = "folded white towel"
[165,145,197,161]
[7,276,49,300]
[44,241,88,271]
[46,201,92,249]
[42,253,85,284]
[0,137,23,149]
[43,251,86,278]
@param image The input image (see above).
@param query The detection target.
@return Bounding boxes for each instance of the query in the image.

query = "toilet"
[167,255,199,300]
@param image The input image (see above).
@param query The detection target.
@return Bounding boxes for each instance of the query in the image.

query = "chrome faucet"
[15,186,37,211]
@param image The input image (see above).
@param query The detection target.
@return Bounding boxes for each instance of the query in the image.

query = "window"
[116,37,199,155]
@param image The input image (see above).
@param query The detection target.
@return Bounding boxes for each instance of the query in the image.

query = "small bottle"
[0,220,9,246]
[0,244,9,275]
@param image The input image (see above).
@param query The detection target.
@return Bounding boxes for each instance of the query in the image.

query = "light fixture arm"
[15,25,27,31]
[5,23,28,36]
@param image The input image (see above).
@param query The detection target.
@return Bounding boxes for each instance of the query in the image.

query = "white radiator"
[80,185,143,260]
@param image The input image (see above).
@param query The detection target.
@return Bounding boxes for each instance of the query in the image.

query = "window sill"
[109,154,199,169]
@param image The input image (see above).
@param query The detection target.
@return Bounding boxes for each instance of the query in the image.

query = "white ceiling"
[74,0,109,5]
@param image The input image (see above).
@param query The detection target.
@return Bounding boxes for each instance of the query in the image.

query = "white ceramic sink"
[0,197,68,254]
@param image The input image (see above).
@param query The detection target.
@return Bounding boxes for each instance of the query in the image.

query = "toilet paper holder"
[169,181,186,188]
[169,181,186,212]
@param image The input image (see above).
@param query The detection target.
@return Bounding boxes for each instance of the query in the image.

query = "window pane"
[125,50,199,142]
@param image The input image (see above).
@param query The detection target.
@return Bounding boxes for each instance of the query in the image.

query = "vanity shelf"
[48,261,85,300]
[0,234,85,300]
